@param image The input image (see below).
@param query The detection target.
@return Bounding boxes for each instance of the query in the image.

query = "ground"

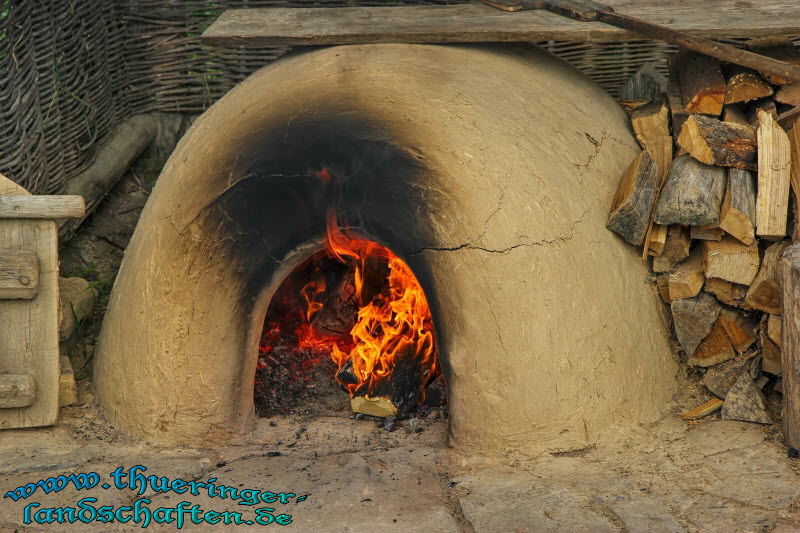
[4,124,800,532]
[2,398,800,532]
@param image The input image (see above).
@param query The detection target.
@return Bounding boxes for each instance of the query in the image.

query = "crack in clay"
[410,208,590,256]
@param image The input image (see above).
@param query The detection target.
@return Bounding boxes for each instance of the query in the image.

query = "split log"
[654,154,726,227]
[668,247,704,300]
[679,398,723,420]
[775,83,800,107]
[718,168,756,245]
[618,63,667,111]
[671,292,722,356]
[721,372,771,424]
[717,308,758,353]
[675,51,726,116]
[760,318,783,375]
[768,314,782,347]
[350,396,397,417]
[667,73,691,140]
[704,277,749,308]
[607,151,660,246]
[676,114,757,170]
[640,135,673,259]
[723,104,750,126]
[782,244,800,449]
[646,224,668,256]
[652,225,691,273]
[745,239,791,314]
[703,237,760,286]
[789,122,800,241]
[656,275,672,304]
[631,97,670,151]
[59,114,163,237]
[724,67,774,104]
[690,226,723,241]
[746,37,800,85]
[688,318,736,367]
[755,110,792,240]
[703,358,750,398]
[748,98,778,126]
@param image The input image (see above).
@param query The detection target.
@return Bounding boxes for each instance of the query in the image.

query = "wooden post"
[781,243,800,450]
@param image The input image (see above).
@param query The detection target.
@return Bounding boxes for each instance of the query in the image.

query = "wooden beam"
[0,196,84,220]
[201,3,800,47]
[0,374,35,409]
[0,250,39,300]
[781,243,800,449]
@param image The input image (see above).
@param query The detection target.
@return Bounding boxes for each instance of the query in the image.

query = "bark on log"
[676,51,726,115]
[745,240,791,314]
[781,243,800,448]
[724,67,774,104]
[654,154,726,227]
[756,110,792,240]
[667,72,691,140]
[703,237,760,286]
[59,114,167,237]
[690,226,723,241]
[676,114,757,170]
[607,150,660,246]
[719,168,756,245]
[618,63,667,111]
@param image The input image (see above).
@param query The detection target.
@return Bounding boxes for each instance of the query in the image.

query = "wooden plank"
[0,174,59,429]
[0,375,35,408]
[201,3,800,47]
[782,244,800,449]
[0,250,39,300]
[0,196,84,219]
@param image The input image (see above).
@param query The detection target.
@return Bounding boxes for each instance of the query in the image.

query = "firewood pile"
[608,38,800,425]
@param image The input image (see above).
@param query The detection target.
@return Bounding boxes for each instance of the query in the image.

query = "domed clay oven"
[93,43,677,457]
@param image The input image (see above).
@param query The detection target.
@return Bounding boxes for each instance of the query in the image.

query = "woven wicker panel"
[0,1,797,194]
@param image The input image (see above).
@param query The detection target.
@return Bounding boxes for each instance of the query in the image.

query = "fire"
[254,170,441,417]
[305,212,439,399]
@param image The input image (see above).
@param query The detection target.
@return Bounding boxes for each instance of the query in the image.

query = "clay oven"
[93,43,677,457]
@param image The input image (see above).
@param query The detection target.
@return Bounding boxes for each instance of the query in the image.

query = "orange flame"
[322,212,439,398]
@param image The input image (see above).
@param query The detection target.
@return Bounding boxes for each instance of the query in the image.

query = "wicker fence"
[0,1,779,195]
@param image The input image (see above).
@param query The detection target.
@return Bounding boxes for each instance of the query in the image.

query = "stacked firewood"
[608,38,800,424]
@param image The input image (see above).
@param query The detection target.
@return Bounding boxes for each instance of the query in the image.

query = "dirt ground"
[4,126,800,532]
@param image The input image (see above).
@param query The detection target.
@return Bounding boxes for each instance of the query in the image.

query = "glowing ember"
[254,183,441,417]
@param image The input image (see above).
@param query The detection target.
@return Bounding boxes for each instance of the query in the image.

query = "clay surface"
[93,44,677,455]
